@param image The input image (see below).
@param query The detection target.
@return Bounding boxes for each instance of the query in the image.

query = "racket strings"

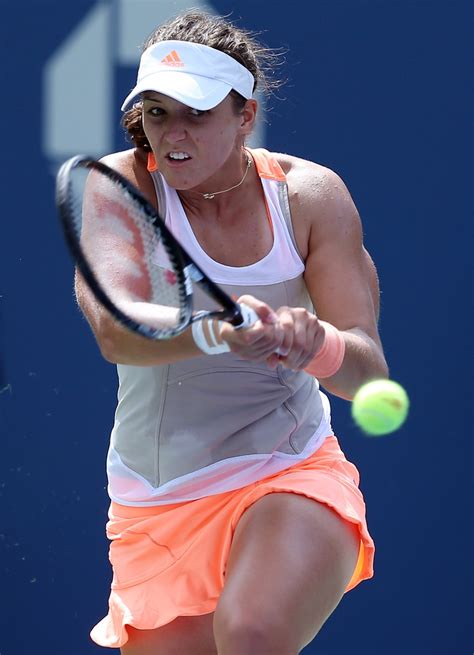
[69,167,188,334]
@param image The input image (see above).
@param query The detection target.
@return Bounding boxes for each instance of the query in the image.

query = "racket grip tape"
[233,303,259,329]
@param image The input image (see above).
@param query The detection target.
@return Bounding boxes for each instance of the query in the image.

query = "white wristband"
[192,318,231,355]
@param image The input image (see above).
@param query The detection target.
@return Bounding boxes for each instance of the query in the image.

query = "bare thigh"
[213,492,360,654]
[120,613,216,655]
[119,493,359,654]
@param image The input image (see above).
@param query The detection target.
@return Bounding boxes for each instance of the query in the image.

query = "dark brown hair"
[121,10,283,151]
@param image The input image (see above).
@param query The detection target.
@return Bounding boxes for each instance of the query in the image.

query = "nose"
[163,116,187,143]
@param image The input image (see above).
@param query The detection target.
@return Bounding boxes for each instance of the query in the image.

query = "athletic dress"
[90,148,375,649]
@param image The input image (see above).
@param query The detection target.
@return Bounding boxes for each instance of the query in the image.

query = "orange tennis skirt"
[91,435,374,648]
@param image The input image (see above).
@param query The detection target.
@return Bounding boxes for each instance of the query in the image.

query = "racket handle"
[234,303,259,329]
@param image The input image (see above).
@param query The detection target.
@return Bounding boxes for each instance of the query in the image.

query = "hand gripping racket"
[55,155,258,340]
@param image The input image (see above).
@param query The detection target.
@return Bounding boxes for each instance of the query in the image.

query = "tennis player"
[78,10,388,655]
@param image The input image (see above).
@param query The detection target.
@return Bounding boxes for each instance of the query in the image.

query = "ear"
[240,99,258,135]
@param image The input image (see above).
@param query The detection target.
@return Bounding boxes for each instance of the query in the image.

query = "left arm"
[278,160,388,400]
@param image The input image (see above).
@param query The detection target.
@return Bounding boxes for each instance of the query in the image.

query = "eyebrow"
[142,96,163,104]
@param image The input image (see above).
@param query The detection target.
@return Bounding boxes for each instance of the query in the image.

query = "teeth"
[169,152,190,160]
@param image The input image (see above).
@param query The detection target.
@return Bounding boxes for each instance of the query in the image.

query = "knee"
[214,604,297,655]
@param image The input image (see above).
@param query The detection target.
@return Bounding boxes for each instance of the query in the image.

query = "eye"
[147,106,164,117]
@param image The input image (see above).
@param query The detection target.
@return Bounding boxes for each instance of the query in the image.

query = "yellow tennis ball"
[351,379,409,436]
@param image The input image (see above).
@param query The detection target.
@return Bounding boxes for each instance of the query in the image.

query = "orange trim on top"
[249,148,286,182]
[147,152,158,172]
[147,149,286,180]
[146,148,284,237]
[246,148,284,237]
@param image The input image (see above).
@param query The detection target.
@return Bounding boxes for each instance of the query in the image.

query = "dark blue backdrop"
[0,1,471,654]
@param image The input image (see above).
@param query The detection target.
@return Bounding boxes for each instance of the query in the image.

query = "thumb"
[237,295,277,325]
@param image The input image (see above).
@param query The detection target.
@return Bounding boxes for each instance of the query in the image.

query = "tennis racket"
[55,155,258,340]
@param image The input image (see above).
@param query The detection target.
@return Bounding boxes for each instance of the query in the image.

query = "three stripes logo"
[161,50,184,67]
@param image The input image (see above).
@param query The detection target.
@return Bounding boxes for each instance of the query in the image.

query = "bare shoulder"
[274,152,356,212]
[272,151,362,252]
[100,148,145,182]
[99,148,157,206]
[274,151,333,182]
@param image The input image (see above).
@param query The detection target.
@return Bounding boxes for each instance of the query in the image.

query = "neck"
[201,149,252,200]
[177,148,254,210]
[178,149,258,220]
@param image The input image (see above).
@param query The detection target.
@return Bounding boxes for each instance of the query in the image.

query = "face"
[141,92,256,192]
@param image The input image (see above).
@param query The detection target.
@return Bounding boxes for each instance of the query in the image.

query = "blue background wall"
[0,1,471,653]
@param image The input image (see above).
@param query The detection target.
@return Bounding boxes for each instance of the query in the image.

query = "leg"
[120,613,216,655]
[213,492,360,655]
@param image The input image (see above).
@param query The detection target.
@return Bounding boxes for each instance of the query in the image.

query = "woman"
[78,10,388,655]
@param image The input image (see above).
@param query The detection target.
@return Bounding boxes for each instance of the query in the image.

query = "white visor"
[121,40,255,111]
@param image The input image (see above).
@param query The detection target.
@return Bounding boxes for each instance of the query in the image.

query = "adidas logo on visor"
[161,50,184,67]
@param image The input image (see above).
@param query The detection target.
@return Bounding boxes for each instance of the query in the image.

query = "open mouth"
[166,151,192,162]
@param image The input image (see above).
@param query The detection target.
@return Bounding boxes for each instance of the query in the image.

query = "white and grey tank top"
[106,148,333,506]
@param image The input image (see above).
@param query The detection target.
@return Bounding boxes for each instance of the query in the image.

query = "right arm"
[75,150,283,366]
[75,269,202,365]
[74,148,198,365]
[75,272,284,366]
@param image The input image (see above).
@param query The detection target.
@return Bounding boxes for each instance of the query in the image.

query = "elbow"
[378,358,390,380]
[94,315,127,364]
[375,344,389,380]
[354,330,389,385]
[93,314,160,366]
[75,289,134,364]
[99,336,121,364]
[358,349,389,389]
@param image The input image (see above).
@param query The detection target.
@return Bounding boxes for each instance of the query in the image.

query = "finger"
[226,326,282,361]
[294,316,325,369]
[237,295,278,325]
[279,315,308,368]
[274,308,295,357]
[278,312,318,369]
[243,329,285,357]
